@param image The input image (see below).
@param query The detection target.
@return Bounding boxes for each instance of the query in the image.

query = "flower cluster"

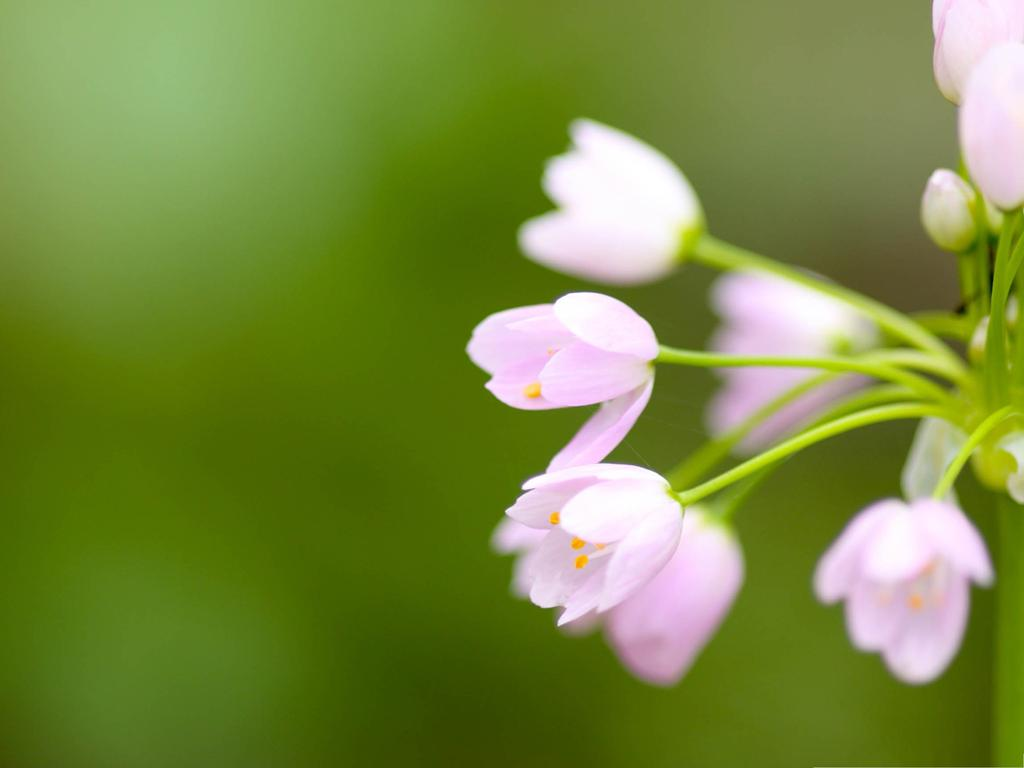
[468,1,1024,691]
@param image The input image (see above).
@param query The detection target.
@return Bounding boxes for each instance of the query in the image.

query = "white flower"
[519,119,703,285]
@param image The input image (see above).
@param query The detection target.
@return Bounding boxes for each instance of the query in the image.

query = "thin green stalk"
[974,193,991,317]
[985,215,1017,405]
[931,406,1016,499]
[957,252,979,326]
[692,235,964,372]
[913,310,973,342]
[994,493,1024,765]
[710,466,777,524]
[674,403,944,505]
[1012,256,1024,390]
[656,346,955,407]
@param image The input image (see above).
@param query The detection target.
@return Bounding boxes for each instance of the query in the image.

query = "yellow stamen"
[571,537,585,550]
[523,382,542,399]
[574,555,589,569]
[549,511,560,525]
[908,593,925,611]
[594,543,606,550]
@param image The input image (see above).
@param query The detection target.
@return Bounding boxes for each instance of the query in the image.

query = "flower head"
[605,509,743,686]
[468,292,658,469]
[960,42,1024,209]
[934,0,1024,103]
[706,272,879,453]
[506,464,684,625]
[815,498,992,684]
[519,119,703,285]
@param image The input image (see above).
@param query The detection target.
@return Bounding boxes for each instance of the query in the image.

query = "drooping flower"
[506,464,684,624]
[814,498,993,684]
[491,517,547,598]
[960,42,1024,209]
[468,292,658,470]
[605,508,743,686]
[519,119,704,286]
[706,272,880,453]
[920,169,981,251]
[933,0,1024,103]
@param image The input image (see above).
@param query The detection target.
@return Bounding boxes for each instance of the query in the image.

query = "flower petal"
[845,579,905,651]
[553,292,659,359]
[1000,433,1024,503]
[547,381,654,471]
[604,510,743,686]
[559,478,674,543]
[519,211,680,286]
[861,504,936,583]
[484,356,561,410]
[540,342,653,406]
[523,463,664,491]
[881,574,970,684]
[901,418,967,502]
[506,483,594,529]
[528,528,599,609]
[467,304,555,374]
[912,498,994,586]
[598,500,683,611]
[814,500,895,603]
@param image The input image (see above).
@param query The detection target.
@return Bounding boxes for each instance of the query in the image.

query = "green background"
[0,1,992,765]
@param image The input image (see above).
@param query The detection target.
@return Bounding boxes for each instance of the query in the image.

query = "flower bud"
[934,0,1024,104]
[960,43,1024,210]
[921,170,978,251]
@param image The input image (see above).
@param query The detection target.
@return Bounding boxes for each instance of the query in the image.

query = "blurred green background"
[0,1,994,765]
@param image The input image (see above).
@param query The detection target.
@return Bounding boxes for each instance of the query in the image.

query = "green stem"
[974,193,991,317]
[674,403,944,505]
[692,235,964,372]
[957,252,979,326]
[656,346,956,407]
[931,406,1016,499]
[994,493,1024,765]
[913,310,973,342]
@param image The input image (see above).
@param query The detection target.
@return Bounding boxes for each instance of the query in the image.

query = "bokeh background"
[0,1,993,765]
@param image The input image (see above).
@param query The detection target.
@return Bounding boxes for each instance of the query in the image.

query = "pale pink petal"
[528,528,599,609]
[506,483,594,529]
[484,356,561,410]
[558,610,601,636]
[901,418,967,503]
[861,507,936,583]
[881,575,970,684]
[558,570,607,625]
[540,342,653,407]
[605,511,743,686]
[547,380,654,471]
[519,212,680,286]
[912,499,994,585]
[491,518,546,553]
[560,478,674,543]
[961,43,1024,209]
[845,580,905,651]
[814,501,896,603]
[467,305,555,374]
[552,293,659,359]
[522,463,663,491]
[598,500,684,611]
[561,119,700,223]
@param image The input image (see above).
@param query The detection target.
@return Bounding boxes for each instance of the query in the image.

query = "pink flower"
[815,498,993,684]
[934,0,1024,103]
[960,42,1024,209]
[605,508,743,686]
[706,272,879,453]
[506,464,684,625]
[468,292,658,470]
[491,518,547,598]
[519,119,703,286]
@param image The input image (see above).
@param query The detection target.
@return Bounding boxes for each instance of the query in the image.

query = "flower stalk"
[995,493,1024,765]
